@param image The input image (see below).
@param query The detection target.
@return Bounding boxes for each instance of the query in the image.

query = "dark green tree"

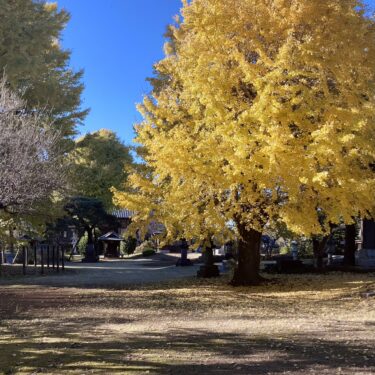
[64,197,117,247]
[0,0,88,143]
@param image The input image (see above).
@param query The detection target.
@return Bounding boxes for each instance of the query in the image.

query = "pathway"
[0,253,201,288]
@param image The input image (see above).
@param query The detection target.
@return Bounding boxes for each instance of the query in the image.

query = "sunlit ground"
[0,273,374,374]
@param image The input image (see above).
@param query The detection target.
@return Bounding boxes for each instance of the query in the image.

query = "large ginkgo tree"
[115,0,375,285]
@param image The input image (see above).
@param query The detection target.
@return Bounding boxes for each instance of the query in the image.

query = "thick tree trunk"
[231,223,262,286]
[205,244,215,265]
[83,226,97,262]
[312,236,329,270]
[344,224,356,266]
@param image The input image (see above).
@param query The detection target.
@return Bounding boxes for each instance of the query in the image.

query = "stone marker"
[357,220,375,268]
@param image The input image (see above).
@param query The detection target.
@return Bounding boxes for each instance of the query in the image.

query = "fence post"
[56,245,60,273]
[23,246,27,275]
[62,245,65,271]
[34,245,37,268]
[47,245,50,268]
[41,245,44,275]
[52,245,55,270]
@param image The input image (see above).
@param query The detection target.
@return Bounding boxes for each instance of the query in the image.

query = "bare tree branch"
[0,77,65,214]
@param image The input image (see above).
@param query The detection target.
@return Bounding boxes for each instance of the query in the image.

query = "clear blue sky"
[58,0,182,145]
[58,1,375,146]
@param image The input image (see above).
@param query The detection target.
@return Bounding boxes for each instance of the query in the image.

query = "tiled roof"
[112,209,134,219]
[98,232,124,241]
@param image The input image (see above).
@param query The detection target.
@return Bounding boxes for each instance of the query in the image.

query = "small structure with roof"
[98,231,124,258]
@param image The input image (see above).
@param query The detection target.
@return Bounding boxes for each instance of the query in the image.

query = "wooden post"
[52,245,55,269]
[56,245,60,272]
[0,248,2,277]
[47,245,50,268]
[62,245,65,271]
[34,245,37,268]
[41,245,44,275]
[23,246,27,275]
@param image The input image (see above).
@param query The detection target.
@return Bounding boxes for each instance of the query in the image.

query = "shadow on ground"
[0,273,374,374]
[1,328,374,374]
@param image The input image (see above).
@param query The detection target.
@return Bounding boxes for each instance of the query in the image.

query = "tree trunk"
[231,222,262,286]
[344,224,356,266]
[205,244,215,266]
[9,226,15,253]
[312,236,329,270]
[93,228,98,248]
[86,226,93,245]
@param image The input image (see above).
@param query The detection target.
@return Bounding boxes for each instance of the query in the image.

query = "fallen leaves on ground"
[0,273,374,374]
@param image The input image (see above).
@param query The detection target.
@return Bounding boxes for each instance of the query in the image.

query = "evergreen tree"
[0,0,87,143]
[64,196,117,247]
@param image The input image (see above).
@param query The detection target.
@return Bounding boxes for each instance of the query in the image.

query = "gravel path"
[0,253,201,288]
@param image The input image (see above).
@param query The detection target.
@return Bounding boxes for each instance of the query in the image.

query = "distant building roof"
[98,232,124,241]
[112,209,134,219]
[149,221,166,235]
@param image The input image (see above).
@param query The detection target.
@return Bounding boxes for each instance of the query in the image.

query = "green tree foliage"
[70,129,133,209]
[120,236,137,256]
[0,0,87,141]
[63,196,117,246]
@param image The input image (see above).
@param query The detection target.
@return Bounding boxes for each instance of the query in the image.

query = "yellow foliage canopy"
[115,0,375,239]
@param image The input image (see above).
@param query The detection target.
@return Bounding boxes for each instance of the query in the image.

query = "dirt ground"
[0,272,374,375]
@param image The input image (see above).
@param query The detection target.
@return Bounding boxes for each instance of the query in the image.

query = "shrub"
[124,236,137,255]
[142,249,156,257]
[135,240,155,254]
[77,233,88,255]
[280,246,290,255]
[298,238,314,258]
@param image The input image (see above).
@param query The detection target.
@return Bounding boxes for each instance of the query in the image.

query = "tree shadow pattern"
[0,275,374,374]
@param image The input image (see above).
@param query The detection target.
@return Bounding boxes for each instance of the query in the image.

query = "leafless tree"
[0,77,65,214]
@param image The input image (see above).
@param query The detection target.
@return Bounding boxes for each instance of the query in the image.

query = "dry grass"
[0,273,374,374]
